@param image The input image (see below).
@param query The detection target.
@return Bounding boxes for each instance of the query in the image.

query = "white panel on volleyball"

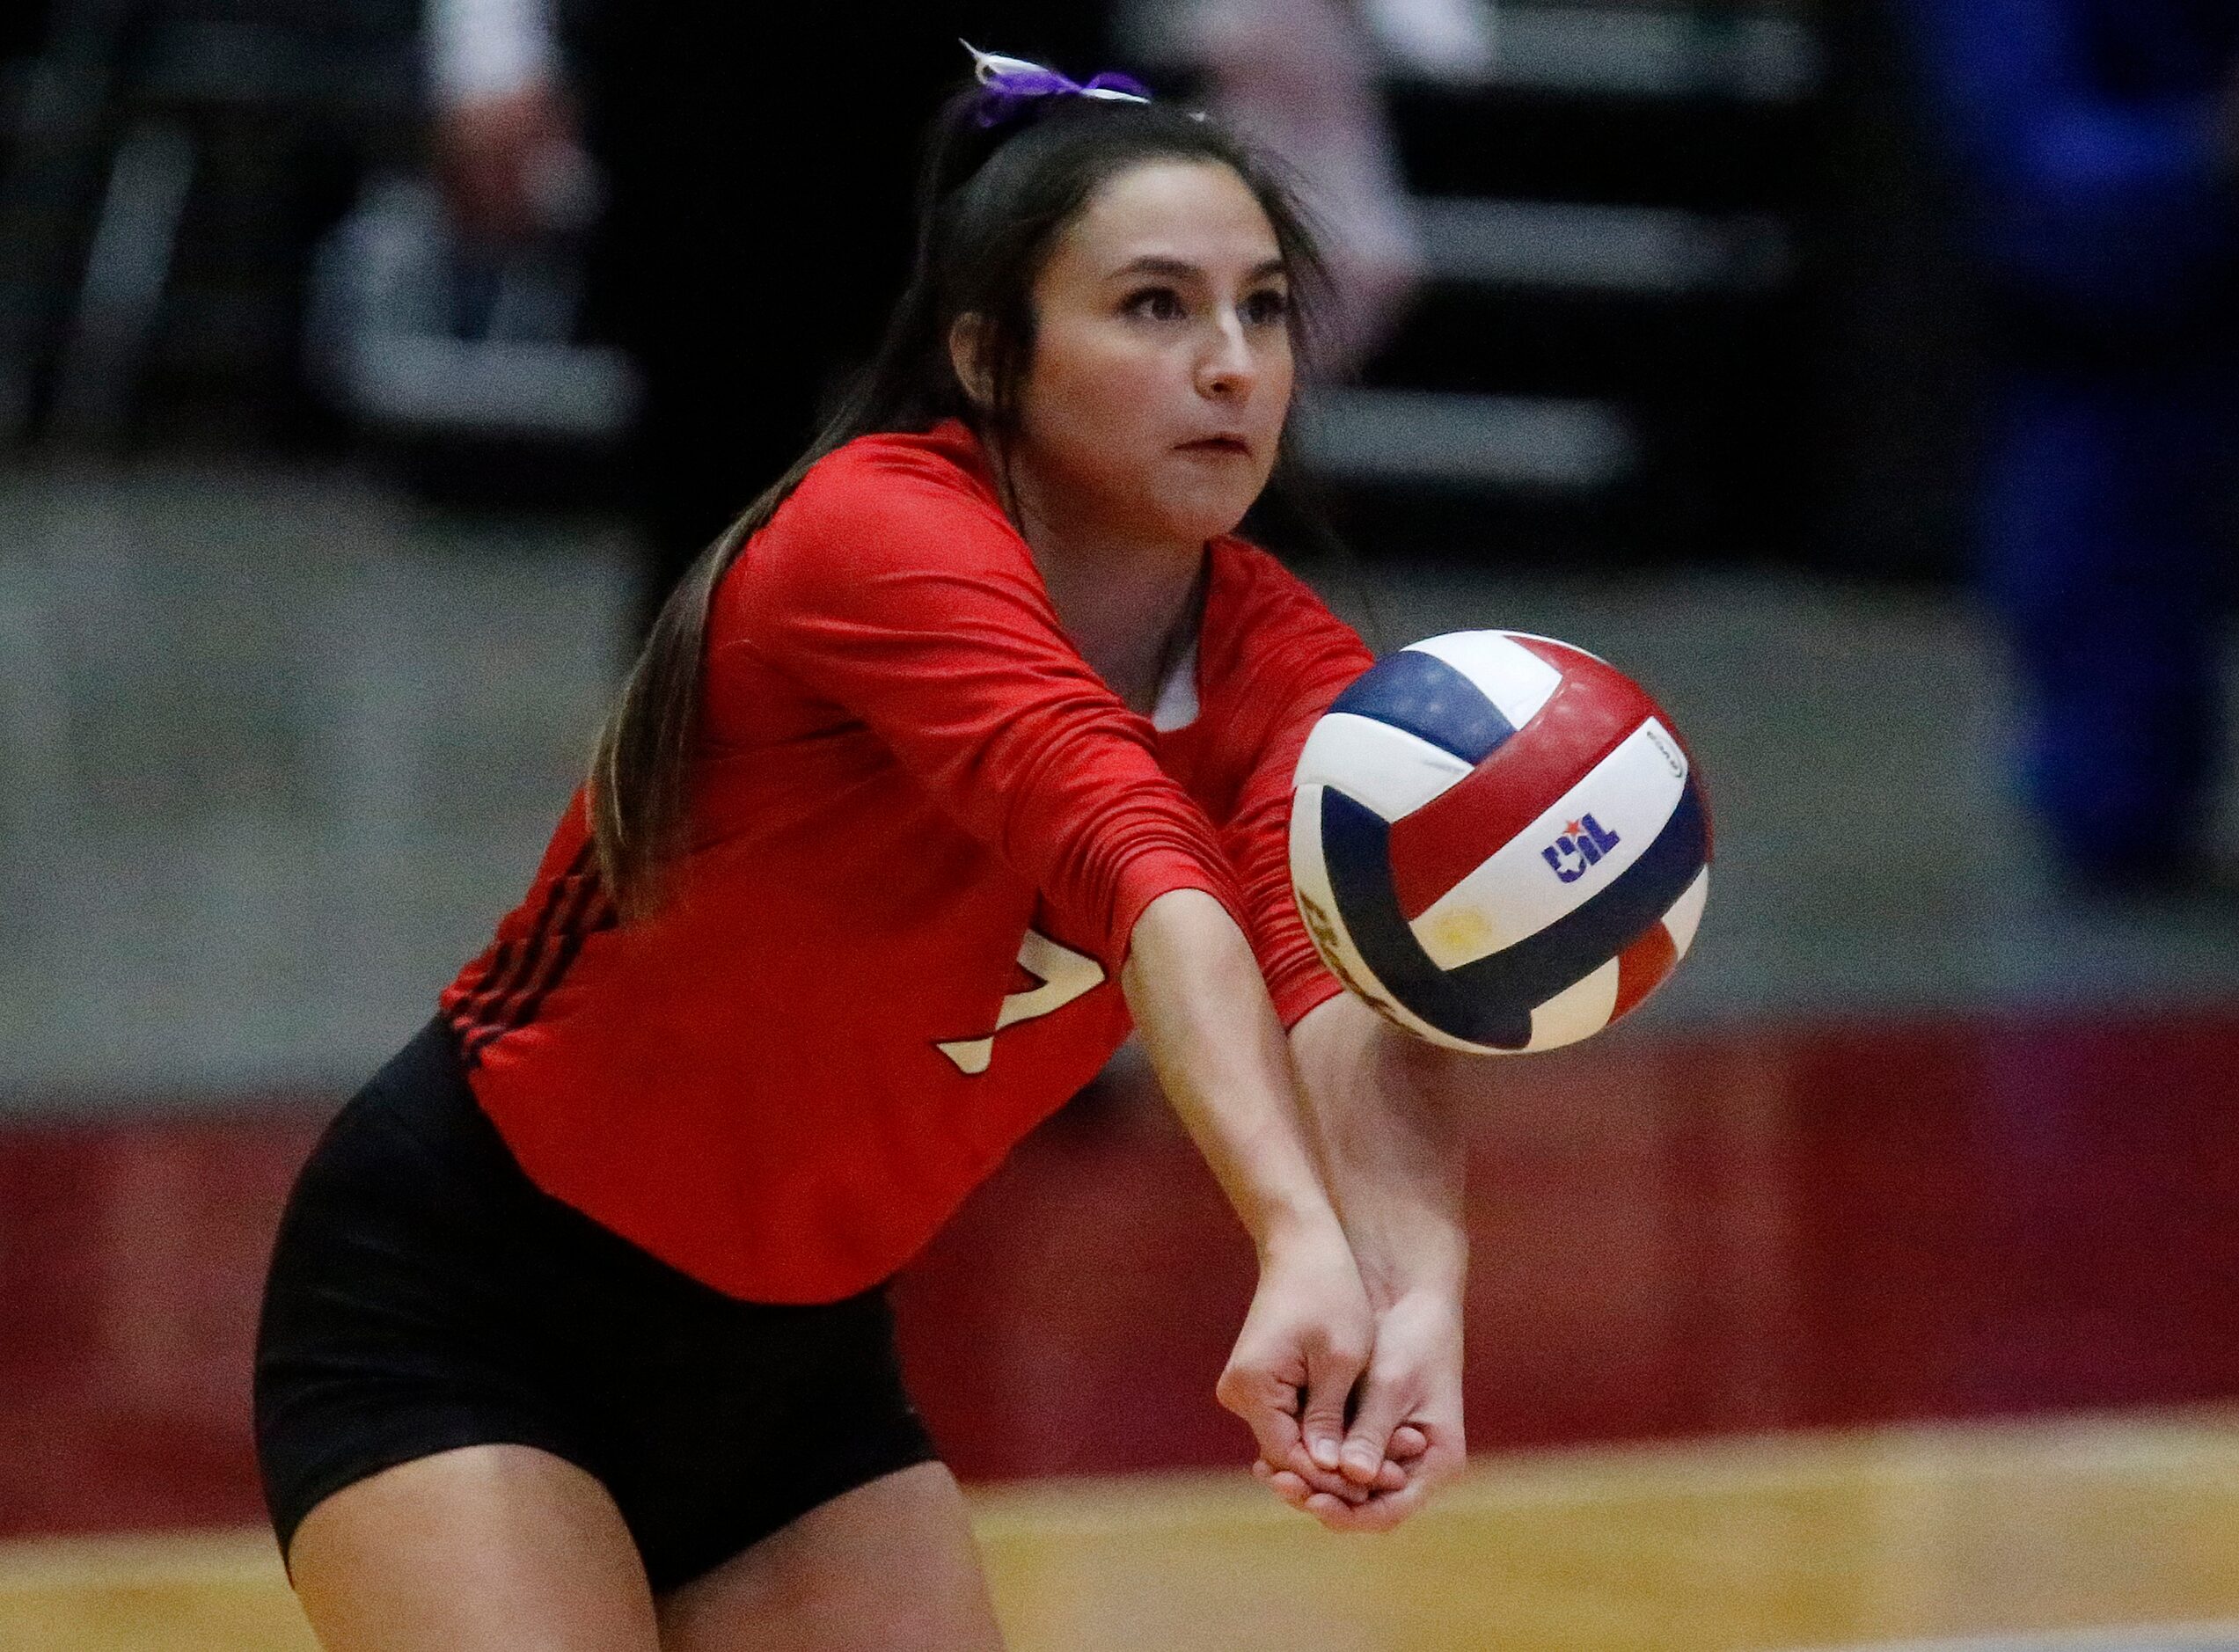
[1496,629,1610,666]
[1524,955,1621,1052]
[1289,786,1487,1055]
[1410,717,1691,971]
[1405,632,1565,731]
[1293,713,1473,819]
[1664,866,1710,957]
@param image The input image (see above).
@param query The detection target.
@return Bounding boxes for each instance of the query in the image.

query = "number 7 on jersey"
[935,930,1104,1075]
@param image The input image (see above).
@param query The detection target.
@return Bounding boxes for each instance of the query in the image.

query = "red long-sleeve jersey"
[438,420,1374,1303]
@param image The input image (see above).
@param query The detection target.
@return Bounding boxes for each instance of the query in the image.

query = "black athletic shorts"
[252,1017,940,1595]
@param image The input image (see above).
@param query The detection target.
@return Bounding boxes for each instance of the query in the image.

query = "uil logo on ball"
[1542,815,1621,883]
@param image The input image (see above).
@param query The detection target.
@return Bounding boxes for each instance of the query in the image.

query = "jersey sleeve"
[715,441,1245,974]
[1216,592,1376,1029]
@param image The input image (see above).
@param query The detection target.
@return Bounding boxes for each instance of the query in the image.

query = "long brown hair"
[588,81,1331,921]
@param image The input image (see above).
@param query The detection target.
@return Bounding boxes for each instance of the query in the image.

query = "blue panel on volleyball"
[1443,781,1709,1012]
[1328,650,1515,765]
[1317,786,1534,1049]
[1318,779,1710,1050]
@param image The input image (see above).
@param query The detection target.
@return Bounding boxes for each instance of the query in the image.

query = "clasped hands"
[1215,1221,1463,1532]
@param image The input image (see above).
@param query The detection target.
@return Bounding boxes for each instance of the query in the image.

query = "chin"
[1152,473,1264,542]
[1160,501,1253,545]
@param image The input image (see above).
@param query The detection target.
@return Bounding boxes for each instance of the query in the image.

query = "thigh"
[654,1462,1002,1652]
[289,1443,660,1652]
[583,1279,942,1595]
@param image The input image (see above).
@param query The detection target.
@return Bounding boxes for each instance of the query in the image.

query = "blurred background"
[4,0,2239,1647]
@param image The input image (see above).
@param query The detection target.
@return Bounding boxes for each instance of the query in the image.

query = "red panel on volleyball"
[1387,660,1664,922]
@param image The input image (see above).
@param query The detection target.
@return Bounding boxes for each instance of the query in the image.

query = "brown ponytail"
[586,447,832,920]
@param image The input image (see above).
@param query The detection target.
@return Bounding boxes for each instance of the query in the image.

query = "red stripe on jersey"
[446,937,518,1037]
[505,896,618,1035]
[467,874,616,1063]
[450,849,586,1034]
[466,859,611,1063]
[453,844,595,1059]
[475,844,592,1020]
[1387,664,1659,921]
[1610,919,1679,1023]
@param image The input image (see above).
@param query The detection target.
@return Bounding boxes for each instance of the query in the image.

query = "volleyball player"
[254,50,1467,1650]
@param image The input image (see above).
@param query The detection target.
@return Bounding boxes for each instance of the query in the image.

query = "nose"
[1196,307,1258,401]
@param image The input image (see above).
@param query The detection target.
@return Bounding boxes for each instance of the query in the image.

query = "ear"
[948,312,995,407]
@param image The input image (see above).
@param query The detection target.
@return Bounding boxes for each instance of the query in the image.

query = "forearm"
[1288,992,1468,1308]
[1122,888,1344,1255]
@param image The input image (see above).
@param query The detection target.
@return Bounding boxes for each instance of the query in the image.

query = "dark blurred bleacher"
[1,2,1979,577]
[0,0,415,452]
[1289,4,1824,568]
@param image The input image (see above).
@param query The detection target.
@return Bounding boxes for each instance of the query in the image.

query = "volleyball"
[1289,631,1712,1055]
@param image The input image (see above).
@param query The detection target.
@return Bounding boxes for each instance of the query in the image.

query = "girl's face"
[1006,159,1295,549]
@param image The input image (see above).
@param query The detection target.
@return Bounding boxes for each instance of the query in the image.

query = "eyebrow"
[1111,254,1288,283]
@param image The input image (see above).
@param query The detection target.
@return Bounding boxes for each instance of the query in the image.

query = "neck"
[1006,464,1208,715]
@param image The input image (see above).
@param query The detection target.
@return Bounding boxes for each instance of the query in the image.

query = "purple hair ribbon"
[963,42,1152,128]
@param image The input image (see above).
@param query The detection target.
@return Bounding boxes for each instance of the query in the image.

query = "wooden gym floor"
[5,1010,2239,1648]
[5,1412,2239,1651]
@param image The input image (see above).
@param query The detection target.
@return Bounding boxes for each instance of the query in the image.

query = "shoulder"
[720,421,1034,625]
[772,422,1011,551]
[1202,536,1374,686]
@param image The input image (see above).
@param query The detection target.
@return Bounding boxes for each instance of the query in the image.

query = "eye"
[1243,287,1291,327]
[1123,286,1187,321]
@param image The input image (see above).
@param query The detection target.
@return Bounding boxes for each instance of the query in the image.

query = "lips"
[1179,435,1252,456]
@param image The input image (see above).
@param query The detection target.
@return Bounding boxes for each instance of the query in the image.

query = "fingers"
[1222,1352,1390,1506]
[1296,1341,1365,1477]
[1256,1450,1404,1501]
[1302,1480,1427,1533]
[1254,1460,1317,1515]
[1295,1444,1408,1488]
[1252,1415,1452,1531]
[1215,1363,1305,1475]
[1337,1367,1418,1487]
[1254,1458,1302,1512]
[1277,1438,1372,1502]
[1256,1458,1428,1531]
[1218,1371,1366,1502]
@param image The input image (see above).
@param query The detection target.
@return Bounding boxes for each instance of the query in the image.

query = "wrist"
[1357,1237,1467,1313]
[1254,1195,1349,1265]
[1376,1277,1466,1321]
